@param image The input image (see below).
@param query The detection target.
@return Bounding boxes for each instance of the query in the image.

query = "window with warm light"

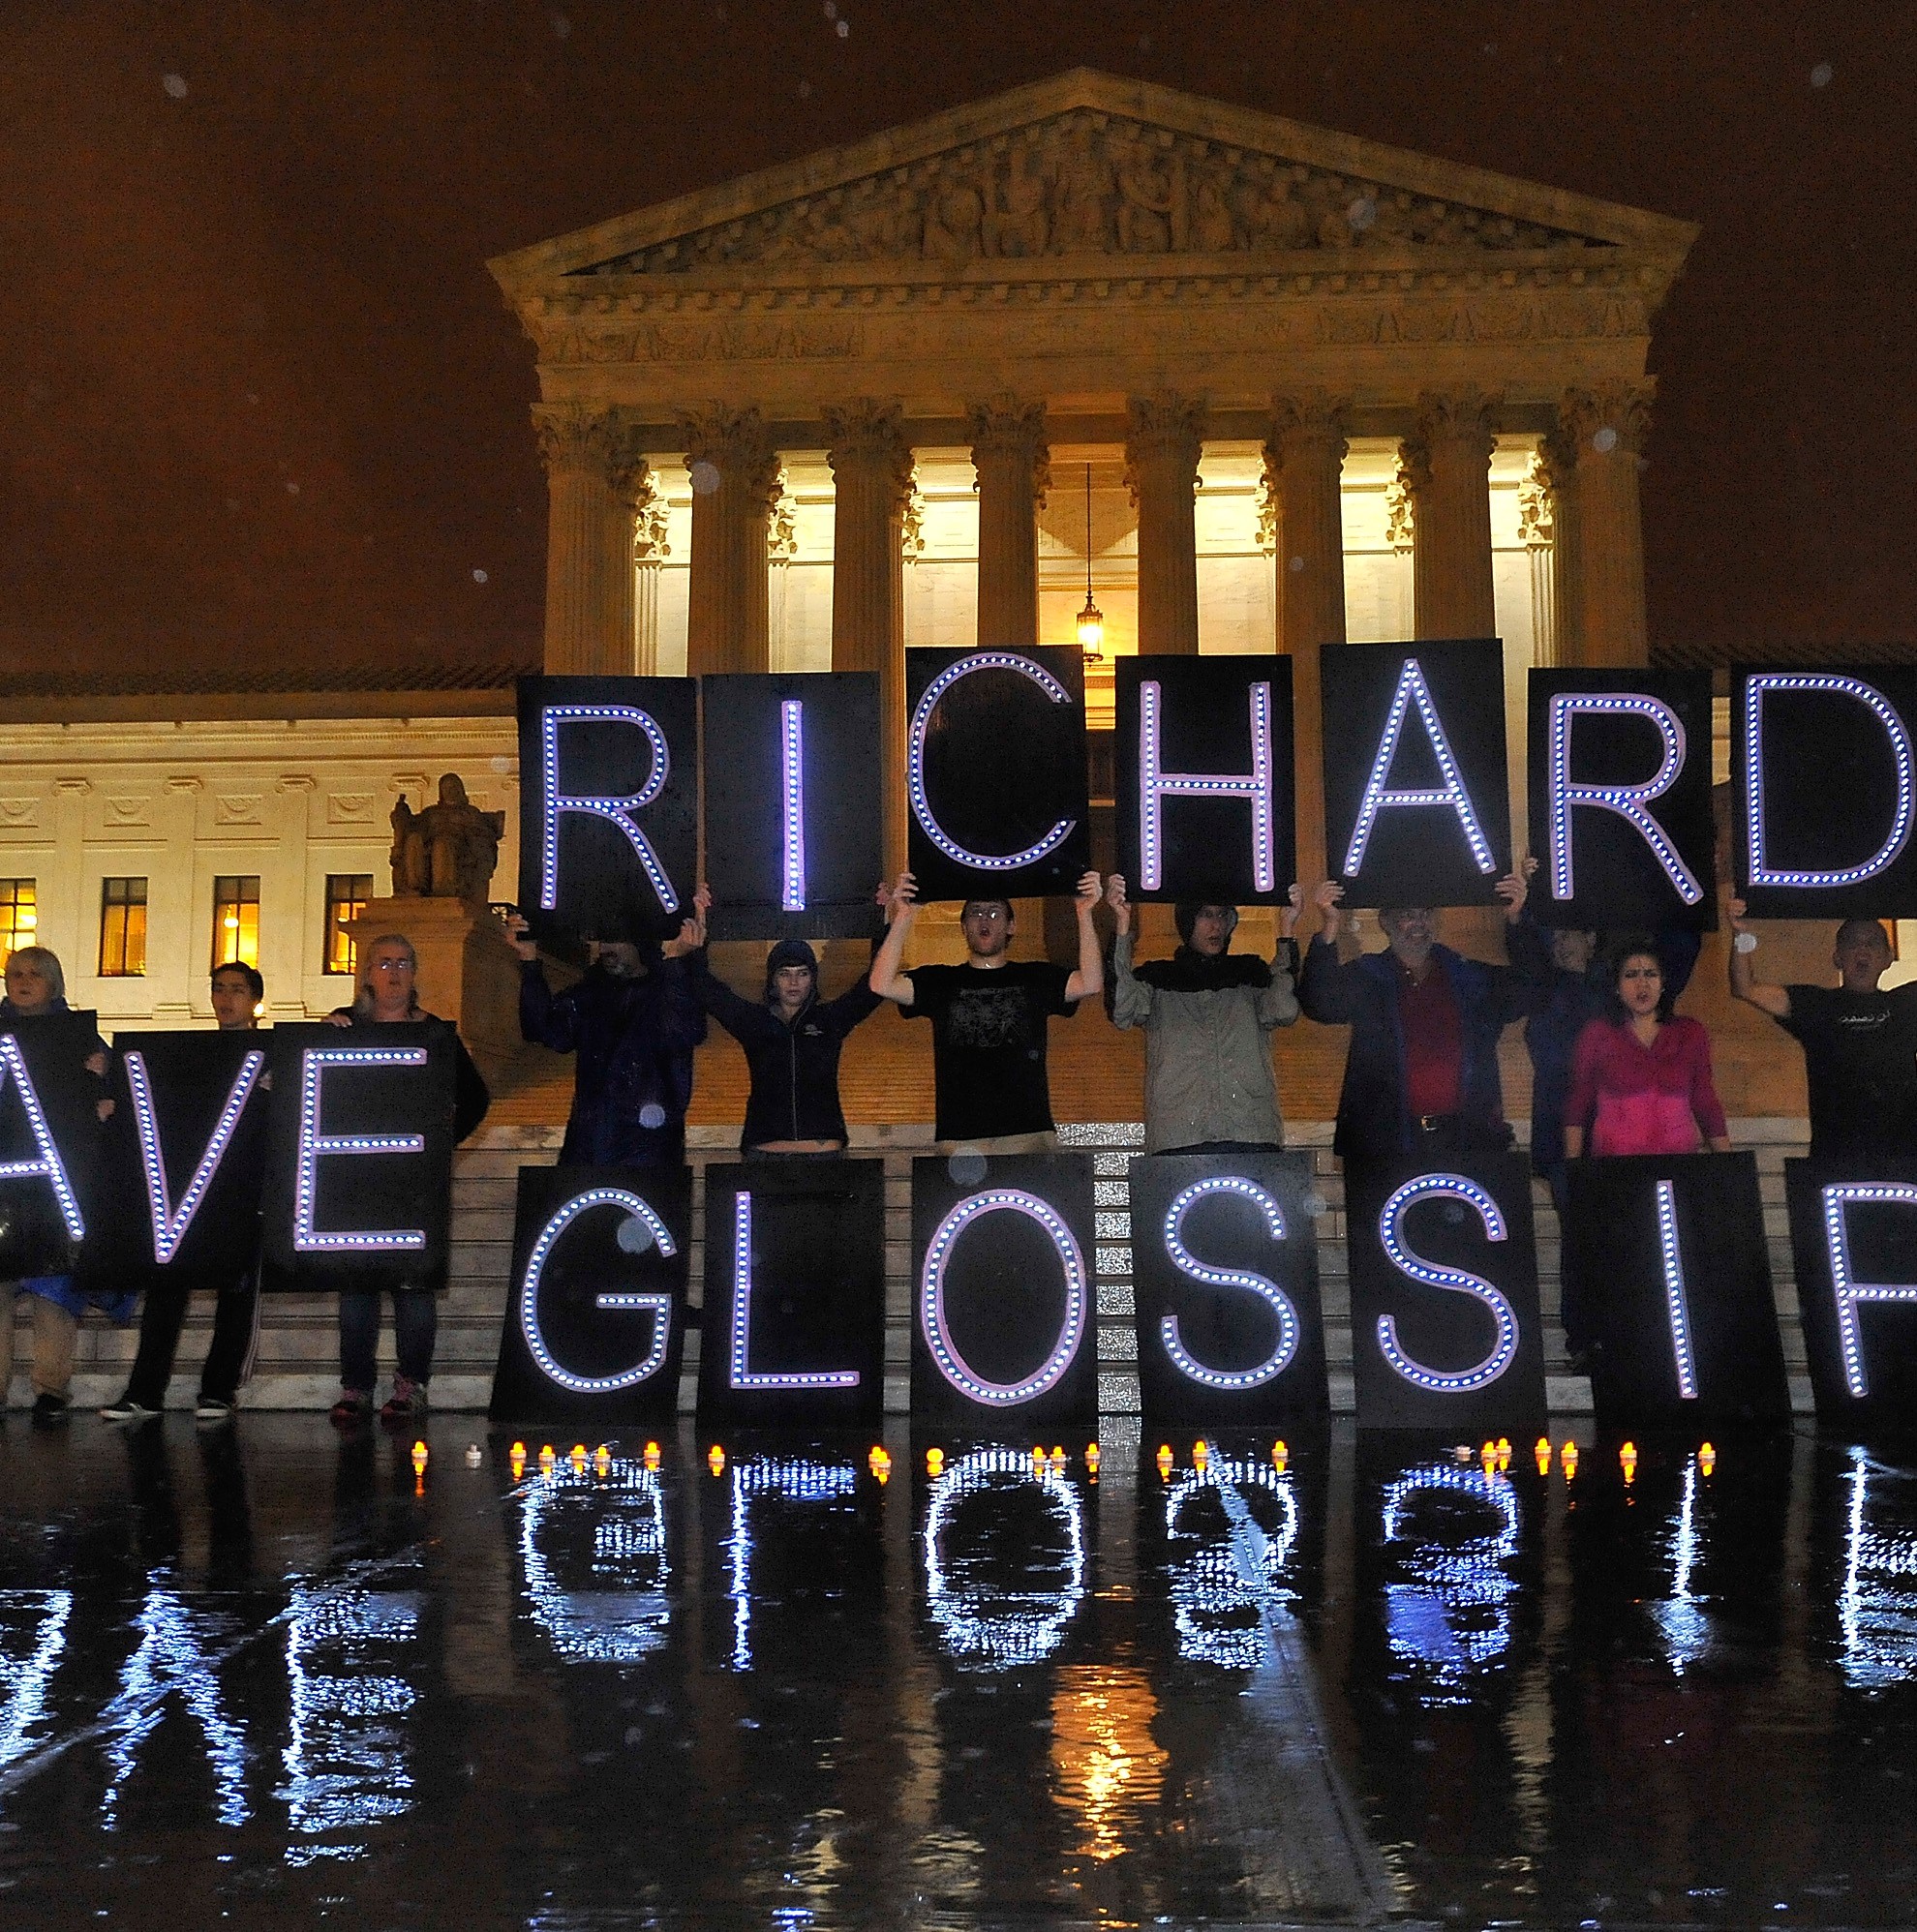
[99,877,148,978]
[0,879,37,962]
[211,874,260,972]
[322,873,373,977]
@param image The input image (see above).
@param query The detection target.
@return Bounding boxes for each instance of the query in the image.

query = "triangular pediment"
[491,70,1694,291]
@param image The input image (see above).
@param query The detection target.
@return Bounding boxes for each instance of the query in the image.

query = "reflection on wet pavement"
[1,1418,1915,1927]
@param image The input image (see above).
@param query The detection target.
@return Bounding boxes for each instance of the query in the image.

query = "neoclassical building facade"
[492,68,1694,870]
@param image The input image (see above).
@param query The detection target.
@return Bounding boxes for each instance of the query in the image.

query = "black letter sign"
[904,647,1090,901]
[1126,1151,1328,1426]
[697,1160,886,1428]
[490,1164,689,1427]
[701,672,883,941]
[518,673,699,947]
[1114,656,1294,907]
[1344,1151,1547,1435]
[1322,639,1511,909]
[1562,1153,1790,1429]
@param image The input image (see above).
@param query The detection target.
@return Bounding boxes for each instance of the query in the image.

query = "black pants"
[125,1272,260,1409]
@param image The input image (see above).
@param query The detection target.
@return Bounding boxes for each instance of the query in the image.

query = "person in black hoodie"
[509,909,706,1168]
[683,882,892,1156]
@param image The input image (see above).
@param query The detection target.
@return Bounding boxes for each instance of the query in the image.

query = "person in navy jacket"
[1298,873,1532,1165]
[681,882,893,1157]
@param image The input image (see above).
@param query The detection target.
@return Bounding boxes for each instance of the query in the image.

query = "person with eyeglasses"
[323,934,490,1425]
[868,870,1104,1152]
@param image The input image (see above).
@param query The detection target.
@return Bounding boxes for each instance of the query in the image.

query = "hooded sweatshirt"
[686,940,882,1149]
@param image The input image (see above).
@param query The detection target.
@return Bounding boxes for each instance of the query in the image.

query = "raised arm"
[1297,880,1361,1023]
[868,870,919,1007]
[1256,882,1304,1029]
[1064,870,1105,1004]
[1724,893,1791,1019]
[1105,873,1152,1029]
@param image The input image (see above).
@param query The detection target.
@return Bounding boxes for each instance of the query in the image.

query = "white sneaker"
[100,1395,160,1424]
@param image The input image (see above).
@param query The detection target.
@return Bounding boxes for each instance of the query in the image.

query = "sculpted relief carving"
[581,111,1608,279]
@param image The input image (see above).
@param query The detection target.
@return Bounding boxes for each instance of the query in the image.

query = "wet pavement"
[1,1416,1915,1930]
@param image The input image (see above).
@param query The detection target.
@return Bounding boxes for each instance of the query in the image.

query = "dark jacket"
[519,956,704,1166]
[685,950,881,1149]
[1298,937,1527,1163]
[328,1010,492,1144]
[1506,917,1703,1173]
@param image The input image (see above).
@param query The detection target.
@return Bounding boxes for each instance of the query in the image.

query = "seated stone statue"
[390,773,504,902]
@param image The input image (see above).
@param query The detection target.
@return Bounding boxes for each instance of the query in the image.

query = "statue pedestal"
[345,897,524,1079]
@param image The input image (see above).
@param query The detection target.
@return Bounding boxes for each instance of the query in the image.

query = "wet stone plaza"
[2,1417,1915,1931]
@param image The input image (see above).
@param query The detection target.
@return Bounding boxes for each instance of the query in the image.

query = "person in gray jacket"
[1105,876,1303,1154]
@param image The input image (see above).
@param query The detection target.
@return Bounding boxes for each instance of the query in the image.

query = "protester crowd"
[8,860,1914,1425]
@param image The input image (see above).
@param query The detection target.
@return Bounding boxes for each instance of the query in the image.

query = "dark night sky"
[2,2,1911,679]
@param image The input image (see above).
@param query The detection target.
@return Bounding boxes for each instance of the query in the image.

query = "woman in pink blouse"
[1563,940,1732,1159]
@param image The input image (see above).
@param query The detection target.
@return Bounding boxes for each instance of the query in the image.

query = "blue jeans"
[337,1287,438,1395]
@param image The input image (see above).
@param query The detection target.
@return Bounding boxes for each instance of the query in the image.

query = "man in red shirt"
[1298,878,1531,1166]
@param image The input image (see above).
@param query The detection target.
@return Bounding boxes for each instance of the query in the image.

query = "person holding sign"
[508,910,706,1169]
[100,962,269,1426]
[868,869,1104,1151]
[1563,940,1731,1160]
[1726,897,1917,1161]
[325,935,491,1424]
[2,947,121,1423]
[682,882,892,1157]
[1104,877,1303,1154]
[1298,875,1532,1164]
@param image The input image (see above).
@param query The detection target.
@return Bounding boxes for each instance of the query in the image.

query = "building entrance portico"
[493,67,1694,876]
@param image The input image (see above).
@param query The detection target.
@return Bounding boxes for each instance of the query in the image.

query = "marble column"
[631,470,671,676]
[827,400,915,872]
[1400,388,1499,640]
[1125,393,1205,656]
[1559,382,1653,667]
[966,398,1049,648]
[1535,425,1579,667]
[681,405,779,676]
[1263,394,1349,886]
[533,403,646,676]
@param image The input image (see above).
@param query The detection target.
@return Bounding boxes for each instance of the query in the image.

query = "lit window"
[211,875,260,972]
[323,874,373,977]
[0,879,38,961]
[99,877,148,978]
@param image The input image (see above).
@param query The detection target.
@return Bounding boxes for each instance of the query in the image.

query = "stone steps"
[9,1117,1818,1417]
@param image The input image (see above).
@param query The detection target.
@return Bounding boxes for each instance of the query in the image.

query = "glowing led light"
[1653,1179,1701,1401]
[518,1456,671,1664]
[1158,1175,1299,1389]
[919,1189,1087,1404]
[1545,692,1703,905]
[1744,674,1916,889]
[1819,1182,1917,1399]
[1380,1462,1521,1703]
[0,1589,71,1774]
[0,1034,86,1240]
[1137,679,1276,893]
[519,1188,676,1395]
[1840,1447,1917,1688]
[1374,1173,1519,1393]
[727,1456,859,1670]
[728,1192,859,1391]
[1343,656,1496,879]
[1164,1457,1300,1668]
[777,698,807,912]
[292,1046,429,1253]
[280,1576,419,1853]
[101,1577,251,1830]
[537,703,680,914]
[907,652,1078,871]
[122,1048,264,1265]
[923,1445,1086,1667]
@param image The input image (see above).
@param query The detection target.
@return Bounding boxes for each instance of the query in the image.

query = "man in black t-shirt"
[869,869,1104,1148]
[1727,896,1917,1160]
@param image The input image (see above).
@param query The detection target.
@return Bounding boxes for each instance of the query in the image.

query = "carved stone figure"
[1115,137,1177,253]
[988,143,1050,257]
[1050,126,1111,253]
[390,773,505,903]
[1189,172,1235,253]
[923,182,985,261]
